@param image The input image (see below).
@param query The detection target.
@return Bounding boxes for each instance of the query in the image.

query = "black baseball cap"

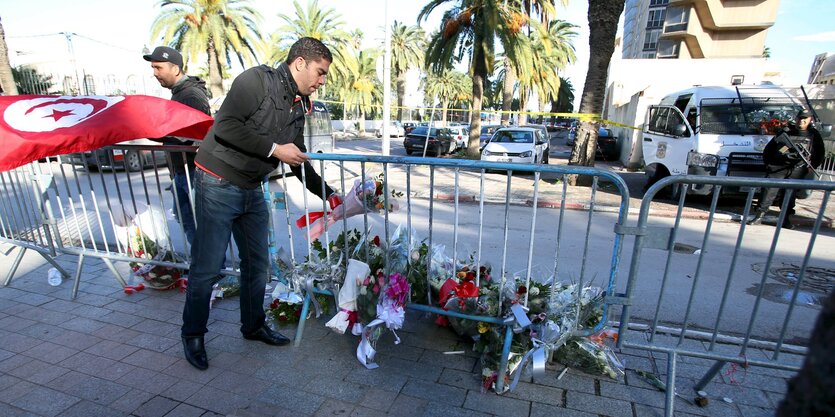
[796,109,812,119]
[143,46,183,71]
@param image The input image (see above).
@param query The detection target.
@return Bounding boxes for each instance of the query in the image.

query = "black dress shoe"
[747,211,765,225]
[782,217,795,230]
[182,336,208,370]
[243,325,291,346]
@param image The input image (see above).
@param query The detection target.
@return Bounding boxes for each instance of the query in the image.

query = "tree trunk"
[206,40,223,98]
[549,96,558,125]
[358,109,366,133]
[501,58,515,126]
[441,99,449,125]
[396,71,406,121]
[0,17,18,95]
[518,89,529,126]
[568,0,625,185]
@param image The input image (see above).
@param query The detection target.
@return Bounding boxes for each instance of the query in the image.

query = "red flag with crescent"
[0,95,214,172]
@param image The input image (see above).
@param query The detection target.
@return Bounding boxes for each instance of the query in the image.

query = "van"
[641,85,829,196]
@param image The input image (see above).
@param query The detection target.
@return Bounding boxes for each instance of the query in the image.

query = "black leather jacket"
[195,63,333,197]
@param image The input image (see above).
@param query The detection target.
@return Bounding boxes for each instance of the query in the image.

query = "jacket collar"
[276,62,300,97]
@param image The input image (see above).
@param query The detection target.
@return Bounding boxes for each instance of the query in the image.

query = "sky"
[1,0,833,110]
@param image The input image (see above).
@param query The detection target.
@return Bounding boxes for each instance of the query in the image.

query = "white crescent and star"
[3,96,125,133]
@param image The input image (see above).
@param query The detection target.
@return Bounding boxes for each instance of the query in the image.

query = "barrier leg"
[71,253,85,299]
[2,246,26,286]
[102,258,127,288]
[36,251,70,280]
[694,360,726,391]
[664,351,677,417]
[495,325,514,393]
[294,292,312,347]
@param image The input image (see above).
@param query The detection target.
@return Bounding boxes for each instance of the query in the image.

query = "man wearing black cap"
[748,108,825,229]
[143,46,210,244]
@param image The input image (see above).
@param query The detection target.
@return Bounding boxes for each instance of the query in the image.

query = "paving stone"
[380,355,443,381]
[438,367,482,391]
[401,378,467,407]
[7,357,70,384]
[122,347,180,372]
[164,379,204,402]
[125,332,180,353]
[109,388,156,414]
[50,329,103,350]
[96,310,145,327]
[16,322,67,342]
[345,367,409,393]
[41,298,79,313]
[566,391,634,417]
[90,323,143,343]
[677,377,772,408]
[61,400,129,417]
[358,387,398,412]
[1,333,43,353]
[463,390,531,417]
[530,368,598,394]
[387,393,428,417]
[9,385,80,417]
[304,376,367,403]
[230,400,299,417]
[131,318,181,337]
[0,348,14,363]
[423,401,487,417]
[58,351,116,376]
[115,367,178,395]
[530,402,598,417]
[13,291,53,306]
[504,380,564,406]
[738,404,776,417]
[50,371,132,405]
[253,360,317,387]
[60,316,107,333]
[312,398,356,417]
[348,405,388,417]
[0,376,35,403]
[133,395,179,417]
[163,402,206,417]
[418,349,478,372]
[599,380,667,408]
[206,369,271,397]
[84,339,138,361]
[257,384,326,415]
[0,354,34,374]
[21,340,79,364]
[634,404,703,417]
[162,358,228,385]
[0,316,38,331]
[720,370,789,395]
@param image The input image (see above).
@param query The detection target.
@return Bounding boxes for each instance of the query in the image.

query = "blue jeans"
[172,170,196,246]
[181,169,269,337]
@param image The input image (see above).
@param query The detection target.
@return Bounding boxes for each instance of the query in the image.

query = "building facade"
[808,53,835,85]
[622,0,780,59]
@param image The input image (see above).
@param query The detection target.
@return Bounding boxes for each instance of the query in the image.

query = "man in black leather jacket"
[181,37,341,370]
[748,109,825,229]
[143,46,210,244]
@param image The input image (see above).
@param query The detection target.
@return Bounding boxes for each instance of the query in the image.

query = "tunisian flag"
[0,95,214,172]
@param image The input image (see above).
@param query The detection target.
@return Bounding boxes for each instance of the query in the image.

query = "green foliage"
[12,66,54,95]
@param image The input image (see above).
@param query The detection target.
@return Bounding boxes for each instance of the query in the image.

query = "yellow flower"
[478,322,490,334]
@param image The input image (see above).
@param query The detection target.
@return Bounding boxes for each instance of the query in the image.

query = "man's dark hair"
[285,37,333,65]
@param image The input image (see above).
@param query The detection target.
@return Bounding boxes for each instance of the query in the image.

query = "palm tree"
[0,17,18,95]
[520,19,576,124]
[420,1,533,158]
[422,69,471,125]
[549,76,573,121]
[150,0,262,98]
[762,46,771,59]
[334,46,381,133]
[265,0,347,66]
[568,0,625,175]
[388,21,425,122]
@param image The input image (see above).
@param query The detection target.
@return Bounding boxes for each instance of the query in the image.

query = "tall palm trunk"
[568,0,625,181]
[395,71,407,121]
[518,89,529,125]
[500,58,514,126]
[441,99,449,125]
[466,46,488,159]
[206,40,223,98]
[0,18,18,95]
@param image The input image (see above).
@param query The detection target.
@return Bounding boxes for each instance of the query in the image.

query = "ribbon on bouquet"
[508,321,567,391]
[356,301,405,369]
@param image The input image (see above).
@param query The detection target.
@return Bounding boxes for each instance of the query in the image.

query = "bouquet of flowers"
[296,173,403,241]
[127,225,186,290]
[357,271,410,369]
[266,292,331,326]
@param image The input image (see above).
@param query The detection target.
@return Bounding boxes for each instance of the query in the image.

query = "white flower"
[410,250,420,262]
[529,287,540,296]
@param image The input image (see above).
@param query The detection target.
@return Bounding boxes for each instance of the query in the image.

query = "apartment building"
[808,53,835,85]
[622,0,780,59]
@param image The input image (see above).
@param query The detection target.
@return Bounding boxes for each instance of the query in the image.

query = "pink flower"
[372,284,380,295]
[363,276,370,286]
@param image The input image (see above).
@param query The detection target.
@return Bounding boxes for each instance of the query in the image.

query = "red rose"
[373,235,380,246]
[517,285,527,295]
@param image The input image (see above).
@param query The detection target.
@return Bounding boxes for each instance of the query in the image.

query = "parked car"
[480,127,549,165]
[403,122,418,135]
[479,124,501,149]
[523,124,551,163]
[66,139,169,172]
[446,125,469,151]
[564,126,619,161]
[375,120,405,137]
[403,127,454,156]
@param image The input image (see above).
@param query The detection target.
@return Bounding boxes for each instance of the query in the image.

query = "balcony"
[667,0,777,31]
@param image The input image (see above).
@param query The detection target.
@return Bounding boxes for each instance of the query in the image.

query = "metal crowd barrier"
[289,153,631,393]
[616,174,835,417]
[0,162,70,286]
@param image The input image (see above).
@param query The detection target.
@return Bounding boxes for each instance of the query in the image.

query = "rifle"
[782,132,818,176]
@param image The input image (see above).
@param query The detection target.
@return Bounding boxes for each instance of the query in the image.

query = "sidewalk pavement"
[0,248,791,416]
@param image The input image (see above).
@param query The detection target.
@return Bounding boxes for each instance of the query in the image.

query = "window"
[646,9,666,29]
[664,6,689,33]
[649,0,669,6]
[700,100,800,135]
[657,39,680,58]
[641,51,657,59]
[648,107,689,137]
[643,30,661,51]
[83,74,96,95]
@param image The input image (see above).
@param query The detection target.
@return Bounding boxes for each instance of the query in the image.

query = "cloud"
[792,31,835,42]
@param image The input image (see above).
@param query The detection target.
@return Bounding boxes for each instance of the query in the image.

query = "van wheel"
[542,150,549,164]
[125,151,143,172]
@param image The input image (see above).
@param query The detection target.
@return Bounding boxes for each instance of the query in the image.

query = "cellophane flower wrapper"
[325,259,369,334]
[554,337,624,379]
[357,272,410,369]
[299,173,401,241]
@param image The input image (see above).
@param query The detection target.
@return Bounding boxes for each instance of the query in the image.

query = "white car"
[376,120,405,138]
[446,126,469,151]
[480,127,549,165]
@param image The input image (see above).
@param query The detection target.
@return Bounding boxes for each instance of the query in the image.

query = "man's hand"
[272,143,309,166]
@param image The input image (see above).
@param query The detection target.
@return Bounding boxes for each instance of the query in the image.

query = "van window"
[648,106,690,137]
[700,99,799,135]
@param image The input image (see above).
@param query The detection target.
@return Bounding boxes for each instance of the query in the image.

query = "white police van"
[642,85,830,197]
